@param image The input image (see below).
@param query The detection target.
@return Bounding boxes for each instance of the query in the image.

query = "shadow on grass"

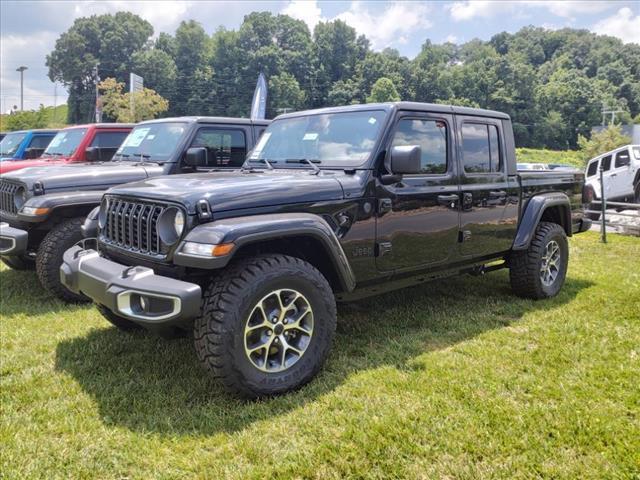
[0,267,90,317]
[54,271,593,436]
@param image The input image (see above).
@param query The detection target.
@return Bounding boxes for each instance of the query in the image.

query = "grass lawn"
[1,231,638,479]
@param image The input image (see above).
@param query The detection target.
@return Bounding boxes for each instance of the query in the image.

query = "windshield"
[43,128,88,157]
[248,110,387,167]
[0,132,27,157]
[114,122,187,162]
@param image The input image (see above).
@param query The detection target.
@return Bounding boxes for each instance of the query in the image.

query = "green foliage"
[2,233,639,478]
[98,77,168,122]
[516,147,584,168]
[0,104,68,131]
[366,77,401,103]
[577,125,632,161]
[47,12,640,149]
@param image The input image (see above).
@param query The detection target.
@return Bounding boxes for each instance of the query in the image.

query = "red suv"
[0,123,133,175]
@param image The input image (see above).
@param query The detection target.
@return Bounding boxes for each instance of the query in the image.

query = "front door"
[457,116,519,257]
[376,111,460,273]
[609,148,633,198]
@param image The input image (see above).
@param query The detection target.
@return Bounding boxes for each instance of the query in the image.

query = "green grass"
[516,148,585,168]
[1,232,638,479]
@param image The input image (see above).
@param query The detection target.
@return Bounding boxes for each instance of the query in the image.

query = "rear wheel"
[1,254,35,271]
[36,217,89,303]
[96,305,142,331]
[509,222,568,299]
[193,254,337,398]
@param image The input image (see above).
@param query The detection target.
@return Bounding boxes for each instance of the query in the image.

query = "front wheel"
[193,254,337,398]
[36,217,89,303]
[509,222,569,299]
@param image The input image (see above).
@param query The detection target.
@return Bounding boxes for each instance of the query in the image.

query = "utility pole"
[16,66,27,111]
[93,64,102,123]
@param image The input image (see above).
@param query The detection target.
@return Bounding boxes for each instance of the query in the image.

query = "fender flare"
[174,212,356,292]
[18,191,104,222]
[512,192,571,251]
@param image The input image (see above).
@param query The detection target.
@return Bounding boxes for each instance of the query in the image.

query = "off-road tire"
[36,217,89,303]
[194,254,337,398]
[1,254,35,271]
[96,304,142,332]
[509,221,568,300]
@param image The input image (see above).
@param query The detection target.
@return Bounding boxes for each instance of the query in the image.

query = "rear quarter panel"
[519,170,585,226]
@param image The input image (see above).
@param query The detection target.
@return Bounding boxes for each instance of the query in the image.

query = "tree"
[131,49,177,105]
[367,77,400,103]
[577,125,631,161]
[269,73,306,115]
[46,12,153,123]
[171,20,210,116]
[99,77,168,122]
[3,106,48,131]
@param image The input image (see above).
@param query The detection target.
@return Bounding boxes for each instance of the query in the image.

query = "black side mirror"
[391,145,422,174]
[85,147,100,162]
[24,147,44,159]
[617,153,630,167]
[184,147,208,168]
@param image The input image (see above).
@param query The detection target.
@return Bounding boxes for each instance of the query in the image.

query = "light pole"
[16,66,28,111]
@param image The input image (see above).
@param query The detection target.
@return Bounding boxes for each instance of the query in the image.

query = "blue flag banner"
[251,72,268,120]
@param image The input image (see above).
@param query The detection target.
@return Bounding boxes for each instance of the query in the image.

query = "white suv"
[585,144,640,204]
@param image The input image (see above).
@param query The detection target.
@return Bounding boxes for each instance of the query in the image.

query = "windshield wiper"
[246,158,276,170]
[285,158,321,174]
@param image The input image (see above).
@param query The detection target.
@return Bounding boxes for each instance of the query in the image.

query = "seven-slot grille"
[0,180,21,215]
[100,197,171,256]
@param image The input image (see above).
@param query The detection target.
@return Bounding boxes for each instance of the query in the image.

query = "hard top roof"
[276,102,510,120]
[63,123,135,129]
[137,116,271,126]
[3,128,60,134]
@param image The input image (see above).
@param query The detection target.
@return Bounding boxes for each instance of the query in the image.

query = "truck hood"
[3,162,164,193]
[0,158,69,175]
[107,170,348,213]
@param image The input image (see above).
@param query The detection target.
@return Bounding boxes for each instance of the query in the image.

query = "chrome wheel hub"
[540,240,561,287]
[244,289,314,373]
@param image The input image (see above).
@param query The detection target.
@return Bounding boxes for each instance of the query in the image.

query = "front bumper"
[0,222,28,256]
[60,246,202,327]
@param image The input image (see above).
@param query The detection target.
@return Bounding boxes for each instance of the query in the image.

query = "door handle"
[610,173,617,177]
[489,191,507,198]
[437,194,459,206]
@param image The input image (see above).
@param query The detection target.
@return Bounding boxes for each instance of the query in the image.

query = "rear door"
[375,111,460,272]
[609,148,634,198]
[457,116,518,257]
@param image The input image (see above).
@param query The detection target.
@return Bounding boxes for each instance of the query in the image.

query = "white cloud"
[445,34,458,43]
[336,1,432,49]
[282,0,325,32]
[593,7,640,44]
[448,0,615,22]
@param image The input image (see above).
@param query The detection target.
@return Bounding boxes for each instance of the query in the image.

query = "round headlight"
[157,207,184,245]
[98,198,109,229]
[14,187,27,210]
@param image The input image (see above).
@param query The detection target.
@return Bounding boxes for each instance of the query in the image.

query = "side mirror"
[184,147,208,168]
[24,147,44,159]
[390,145,422,174]
[617,153,630,167]
[85,147,100,162]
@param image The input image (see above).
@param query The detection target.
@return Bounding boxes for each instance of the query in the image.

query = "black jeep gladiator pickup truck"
[0,116,269,300]
[60,102,591,397]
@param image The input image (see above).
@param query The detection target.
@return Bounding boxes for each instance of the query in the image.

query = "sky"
[1,0,639,112]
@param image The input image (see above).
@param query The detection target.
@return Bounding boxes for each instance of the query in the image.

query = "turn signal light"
[212,243,234,256]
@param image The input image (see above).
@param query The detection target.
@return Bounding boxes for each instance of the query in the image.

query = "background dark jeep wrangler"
[61,102,591,397]
[0,116,269,301]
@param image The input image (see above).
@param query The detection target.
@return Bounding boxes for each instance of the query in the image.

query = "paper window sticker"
[123,128,150,147]
[303,133,318,141]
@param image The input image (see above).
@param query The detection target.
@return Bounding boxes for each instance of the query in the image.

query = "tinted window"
[391,119,447,174]
[614,149,630,167]
[601,155,612,171]
[28,135,55,149]
[587,160,599,177]
[91,131,129,149]
[191,128,246,168]
[462,123,501,173]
